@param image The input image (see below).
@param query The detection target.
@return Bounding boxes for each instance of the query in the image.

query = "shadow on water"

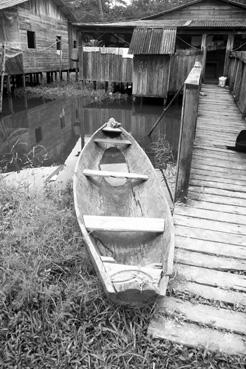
[0,93,182,172]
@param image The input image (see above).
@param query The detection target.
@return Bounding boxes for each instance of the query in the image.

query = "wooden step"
[84,215,165,233]
[156,297,246,335]
[83,169,148,181]
[94,138,131,146]
[148,308,246,355]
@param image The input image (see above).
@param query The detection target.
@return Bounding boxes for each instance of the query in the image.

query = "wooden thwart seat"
[83,169,148,181]
[102,127,122,134]
[84,215,165,233]
[94,138,131,146]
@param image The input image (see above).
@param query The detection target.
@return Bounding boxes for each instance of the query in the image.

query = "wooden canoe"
[73,120,175,306]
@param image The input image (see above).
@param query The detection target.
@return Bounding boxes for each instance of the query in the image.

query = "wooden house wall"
[132,55,171,98]
[154,0,246,21]
[0,8,21,48]
[17,0,70,73]
[81,47,133,83]
[169,50,203,92]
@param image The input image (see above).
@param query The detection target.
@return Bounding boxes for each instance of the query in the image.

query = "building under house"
[0,0,77,83]
[73,0,246,99]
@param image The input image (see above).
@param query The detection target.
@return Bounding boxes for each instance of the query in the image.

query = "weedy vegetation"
[0,182,245,368]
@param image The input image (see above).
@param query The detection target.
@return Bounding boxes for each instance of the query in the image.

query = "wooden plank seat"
[102,127,122,134]
[94,138,131,146]
[84,215,165,233]
[83,169,148,181]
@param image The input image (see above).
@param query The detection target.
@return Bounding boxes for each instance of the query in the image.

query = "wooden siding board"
[80,47,133,84]
[169,50,202,92]
[17,0,71,73]
[132,55,170,97]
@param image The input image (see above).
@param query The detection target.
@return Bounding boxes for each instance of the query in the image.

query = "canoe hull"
[73,123,175,306]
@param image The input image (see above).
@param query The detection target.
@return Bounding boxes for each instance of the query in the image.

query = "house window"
[27,31,36,49]
[56,36,61,50]
[73,40,77,48]
[35,127,42,143]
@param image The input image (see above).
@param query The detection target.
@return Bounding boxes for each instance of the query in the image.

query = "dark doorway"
[204,35,227,84]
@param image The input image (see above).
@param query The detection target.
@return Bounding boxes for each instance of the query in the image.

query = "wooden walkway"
[149,84,246,355]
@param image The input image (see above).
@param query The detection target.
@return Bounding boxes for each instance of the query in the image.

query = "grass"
[14,81,130,102]
[0,183,246,368]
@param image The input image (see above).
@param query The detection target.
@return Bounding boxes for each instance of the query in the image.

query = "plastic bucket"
[218,76,227,87]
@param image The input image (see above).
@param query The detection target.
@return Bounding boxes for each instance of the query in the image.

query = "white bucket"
[218,76,227,88]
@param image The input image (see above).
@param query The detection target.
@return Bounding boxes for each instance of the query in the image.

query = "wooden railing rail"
[228,51,246,116]
[174,61,203,202]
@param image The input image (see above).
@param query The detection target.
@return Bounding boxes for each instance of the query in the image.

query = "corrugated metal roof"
[143,0,246,20]
[74,18,246,29]
[190,20,246,28]
[73,20,186,28]
[129,27,176,55]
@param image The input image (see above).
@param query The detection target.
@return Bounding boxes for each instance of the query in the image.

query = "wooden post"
[7,74,11,95]
[0,44,6,113]
[224,33,235,77]
[22,74,28,109]
[78,32,83,85]
[201,33,207,81]
[175,62,202,202]
[7,75,13,114]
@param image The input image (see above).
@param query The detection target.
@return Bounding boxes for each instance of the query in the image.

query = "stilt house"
[0,0,77,77]
[74,0,246,98]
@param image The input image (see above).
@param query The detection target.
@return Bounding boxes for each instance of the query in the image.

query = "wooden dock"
[149,84,246,355]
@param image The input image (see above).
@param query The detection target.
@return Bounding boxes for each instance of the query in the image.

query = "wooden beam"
[84,215,165,233]
[83,169,148,181]
[175,62,202,202]
[94,138,131,146]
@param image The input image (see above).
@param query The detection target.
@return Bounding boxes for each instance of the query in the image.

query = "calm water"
[0,93,182,172]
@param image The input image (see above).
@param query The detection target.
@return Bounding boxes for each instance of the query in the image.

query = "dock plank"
[175,224,246,247]
[175,263,246,292]
[156,297,246,335]
[175,214,246,235]
[148,319,246,356]
[175,248,246,272]
[150,84,246,355]
[175,206,246,225]
[175,235,246,260]
[169,280,246,306]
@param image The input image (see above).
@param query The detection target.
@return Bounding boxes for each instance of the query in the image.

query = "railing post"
[175,61,202,202]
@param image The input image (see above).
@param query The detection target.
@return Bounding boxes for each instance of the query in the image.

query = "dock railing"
[228,51,246,116]
[174,61,203,202]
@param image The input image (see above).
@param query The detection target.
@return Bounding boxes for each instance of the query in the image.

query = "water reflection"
[82,100,181,160]
[0,94,181,172]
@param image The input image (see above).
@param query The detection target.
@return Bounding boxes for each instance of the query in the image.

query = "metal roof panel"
[129,27,176,55]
